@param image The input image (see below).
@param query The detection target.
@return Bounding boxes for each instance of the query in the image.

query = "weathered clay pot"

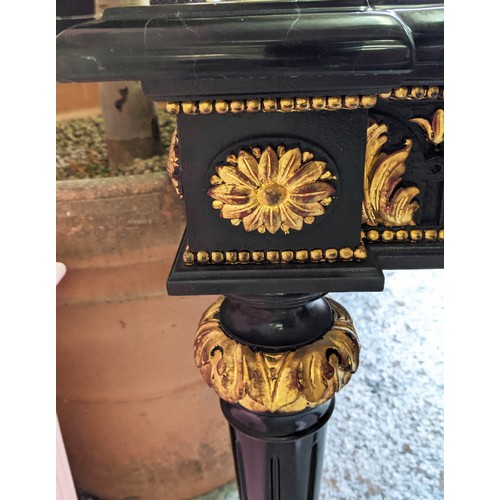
[56,173,233,499]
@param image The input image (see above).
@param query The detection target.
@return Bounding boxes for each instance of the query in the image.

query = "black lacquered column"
[194,293,360,500]
[222,400,334,500]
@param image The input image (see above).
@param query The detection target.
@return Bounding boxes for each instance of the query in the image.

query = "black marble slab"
[56,0,443,100]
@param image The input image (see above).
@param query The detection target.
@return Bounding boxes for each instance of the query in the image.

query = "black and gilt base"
[194,293,360,500]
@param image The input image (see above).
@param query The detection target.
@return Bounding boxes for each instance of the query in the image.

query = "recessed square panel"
[178,110,367,252]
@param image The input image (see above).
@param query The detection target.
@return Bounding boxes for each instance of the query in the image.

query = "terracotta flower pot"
[56,172,234,499]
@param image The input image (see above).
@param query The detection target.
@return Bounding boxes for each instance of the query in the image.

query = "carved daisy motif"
[208,146,336,234]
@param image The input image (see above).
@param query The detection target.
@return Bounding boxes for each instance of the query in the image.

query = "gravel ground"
[56,109,176,180]
[194,269,444,500]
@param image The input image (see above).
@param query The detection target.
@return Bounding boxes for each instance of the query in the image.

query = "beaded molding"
[361,227,444,243]
[182,244,368,266]
[181,228,443,266]
[378,86,443,101]
[165,86,443,116]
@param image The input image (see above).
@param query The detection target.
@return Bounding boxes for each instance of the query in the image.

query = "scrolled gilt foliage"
[410,108,444,145]
[194,297,360,413]
[362,122,420,227]
[166,128,182,198]
[208,146,336,235]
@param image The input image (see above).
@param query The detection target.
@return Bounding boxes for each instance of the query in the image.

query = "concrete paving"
[195,269,444,500]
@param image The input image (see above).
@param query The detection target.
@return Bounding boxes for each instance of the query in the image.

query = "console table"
[57,1,443,498]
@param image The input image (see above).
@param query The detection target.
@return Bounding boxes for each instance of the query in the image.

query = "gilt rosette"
[208,146,336,235]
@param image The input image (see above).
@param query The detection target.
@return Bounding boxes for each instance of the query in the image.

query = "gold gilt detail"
[361,227,444,243]
[166,95,377,115]
[362,122,420,227]
[209,146,336,235]
[166,128,182,198]
[194,296,360,413]
[165,87,443,115]
[378,86,443,101]
[166,88,444,199]
[410,109,444,145]
[183,243,367,266]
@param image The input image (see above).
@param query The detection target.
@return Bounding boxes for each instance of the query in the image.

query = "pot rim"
[56,171,169,202]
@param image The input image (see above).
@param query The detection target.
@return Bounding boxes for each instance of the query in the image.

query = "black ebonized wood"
[178,110,368,252]
[217,291,341,499]
[222,399,334,500]
[166,230,443,295]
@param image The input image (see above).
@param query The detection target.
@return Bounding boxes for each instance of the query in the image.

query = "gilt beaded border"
[361,227,444,243]
[165,86,443,115]
[183,244,368,266]
[182,228,444,266]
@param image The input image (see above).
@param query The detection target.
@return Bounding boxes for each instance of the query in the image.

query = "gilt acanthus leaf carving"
[362,122,420,227]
